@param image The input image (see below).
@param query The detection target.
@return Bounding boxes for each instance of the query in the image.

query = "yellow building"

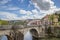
[53,14,59,27]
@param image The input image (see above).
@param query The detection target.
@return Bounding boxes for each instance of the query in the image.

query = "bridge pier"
[9,30,24,40]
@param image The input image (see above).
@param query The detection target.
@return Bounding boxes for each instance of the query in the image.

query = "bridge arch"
[24,28,39,40]
[30,29,39,40]
[30,29,38,36]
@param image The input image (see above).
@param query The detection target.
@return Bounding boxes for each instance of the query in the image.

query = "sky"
[0,0,60,20]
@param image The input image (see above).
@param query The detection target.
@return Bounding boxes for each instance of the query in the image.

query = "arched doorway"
[30,29,39,40]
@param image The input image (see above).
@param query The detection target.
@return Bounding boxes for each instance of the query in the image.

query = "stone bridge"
[0,25,45,40]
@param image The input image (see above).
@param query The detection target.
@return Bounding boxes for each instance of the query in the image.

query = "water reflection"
[24,31,32,40]
[1,35,8,40]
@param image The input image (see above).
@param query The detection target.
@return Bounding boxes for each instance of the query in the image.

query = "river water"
[24,31,32,40]
[0,36,8,40]
[0,34,60,40]
[0,36,60,40]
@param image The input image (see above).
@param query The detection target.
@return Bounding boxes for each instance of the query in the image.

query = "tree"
[47,27,53,37]
[48,15,54,25]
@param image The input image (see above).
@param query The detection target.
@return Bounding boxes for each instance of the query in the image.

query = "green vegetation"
[0,20,26,25]
[48,13,60,26]
[0,20,9,25]
[48,15,54,21]
[58,14,60,21]
[14,21,26,25]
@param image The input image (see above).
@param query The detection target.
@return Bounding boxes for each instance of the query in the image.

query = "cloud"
[19,0,60,20]
[6,7,20,10]
[31,0,60,15]
[1,0,60,20]
[19,9,45,19]
[19,13,46,19]
[0,0,11,5]
[32,0,55,10]
[0,9,45,20]
[20,9,32,15]
[0,5,20,11]
[19,15,34,19]
[32,9,39,14]
[0,0,20,11]
[28,1,33,8]
[0,12,20,20]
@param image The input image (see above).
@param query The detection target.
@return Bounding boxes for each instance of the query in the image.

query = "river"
[0,34,60,40]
